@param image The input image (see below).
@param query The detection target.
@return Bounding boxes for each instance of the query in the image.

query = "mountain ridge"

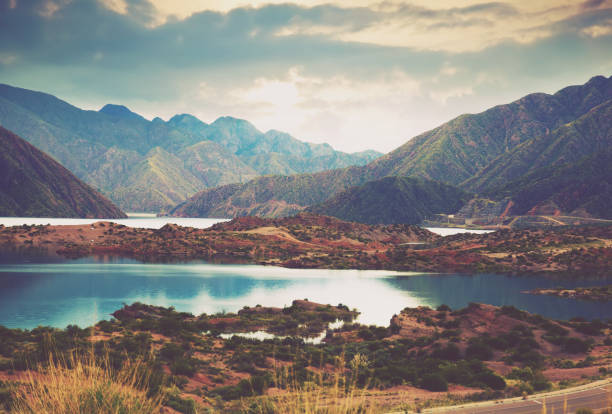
[0,126,126,218]
[170,75,612,219]
[0,83,381,212]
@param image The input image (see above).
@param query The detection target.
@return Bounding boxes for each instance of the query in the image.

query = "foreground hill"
[0,84,380,211]
[172,75,612,219]
[307,176,471,224]
[1,299,610,412]
[0,127,126,218]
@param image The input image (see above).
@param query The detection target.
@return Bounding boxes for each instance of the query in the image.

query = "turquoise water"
[0,256,610,329]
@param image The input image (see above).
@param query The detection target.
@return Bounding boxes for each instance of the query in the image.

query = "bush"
[421,374,448,391]
[165,393,196,414]
[160,343,184,361]
[530,374,551,391]
[170,359,197,377]
[507,367,534,382]
[431,344,461,361]
[563,337,590,354]
[475,372,506,390]
[465,342,493,361]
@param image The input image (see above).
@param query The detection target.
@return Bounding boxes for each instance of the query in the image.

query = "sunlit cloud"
[0,0,610,152]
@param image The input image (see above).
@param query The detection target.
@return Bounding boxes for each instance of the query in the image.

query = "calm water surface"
[0,214,228,230]
[0,256,610,329]
[0,215,491,236]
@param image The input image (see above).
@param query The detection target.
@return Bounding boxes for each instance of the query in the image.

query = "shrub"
[475,372,506,390]
[165,393,196,414]
[431,344,461,361]
[170,359,197,377]
[530,374,551,391]
[563,337,590,354]
[465,342,493,361]
[507,367,534,382]
[160,343,184,361]
[421,374,448,392]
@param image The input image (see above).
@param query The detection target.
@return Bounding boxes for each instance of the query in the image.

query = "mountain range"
[0,126,125,218]
[0,84,380,212]
[171,75,612,222]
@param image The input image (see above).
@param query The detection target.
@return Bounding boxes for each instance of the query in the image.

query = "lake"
[0,256,610,330]
[0,215,493,236]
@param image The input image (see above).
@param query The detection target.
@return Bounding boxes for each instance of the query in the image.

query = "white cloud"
[143,0,604,52]
[98,0,128,15]
[581,20,612,37]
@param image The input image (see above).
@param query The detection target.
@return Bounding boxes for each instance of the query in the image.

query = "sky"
[0,0,611,153]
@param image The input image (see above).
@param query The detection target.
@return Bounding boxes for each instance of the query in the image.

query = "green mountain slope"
[0,85,380,212]
[463,99,612,193]
[307,176,471,224]
[366,75,612,185]
[109,147,203,212]
[179,141,258,188]
[0,127,126,218]
[484,150,612,219]
[169,116,380,175]
[170,75,612,218]
[169,166,370,218]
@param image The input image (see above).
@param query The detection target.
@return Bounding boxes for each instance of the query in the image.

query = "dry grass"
[10,351,163,414]
[243,353,381,414]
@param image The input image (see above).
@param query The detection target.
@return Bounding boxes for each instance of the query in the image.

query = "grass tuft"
[10,351,163,414]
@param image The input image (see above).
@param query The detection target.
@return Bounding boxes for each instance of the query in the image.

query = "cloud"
[0,0,610,152]
[581,0,609,10]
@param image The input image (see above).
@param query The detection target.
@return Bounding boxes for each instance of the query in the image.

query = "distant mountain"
[0,84,380,212]
[168,115,381,176]
[170,75,612,219]
[0,127,126,218]
[169,167,370,218]
[307,176,471,224]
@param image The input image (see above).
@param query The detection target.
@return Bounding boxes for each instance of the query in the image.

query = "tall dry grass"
[244,353,380,414]
[10,351,163,414]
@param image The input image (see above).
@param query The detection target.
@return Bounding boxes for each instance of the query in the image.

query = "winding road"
[424,380,611,413]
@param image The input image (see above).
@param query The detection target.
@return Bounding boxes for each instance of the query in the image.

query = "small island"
[525,285,612,301]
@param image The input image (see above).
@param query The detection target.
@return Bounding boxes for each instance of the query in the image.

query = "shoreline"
[0,214,610,276]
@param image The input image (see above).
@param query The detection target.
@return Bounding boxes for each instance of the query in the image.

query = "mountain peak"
[168,113,207,127]
[213,116,256,128]
[99,104,144,121]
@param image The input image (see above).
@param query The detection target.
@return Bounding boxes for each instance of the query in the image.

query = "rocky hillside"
[0,127,126,218]
[368,75,612,185]
[307,176,471,224]
[464,99,612,193]
[484,150,612,219]
[0,84,380,212]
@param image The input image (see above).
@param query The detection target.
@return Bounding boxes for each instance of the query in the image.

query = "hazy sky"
[1,0,611,153]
